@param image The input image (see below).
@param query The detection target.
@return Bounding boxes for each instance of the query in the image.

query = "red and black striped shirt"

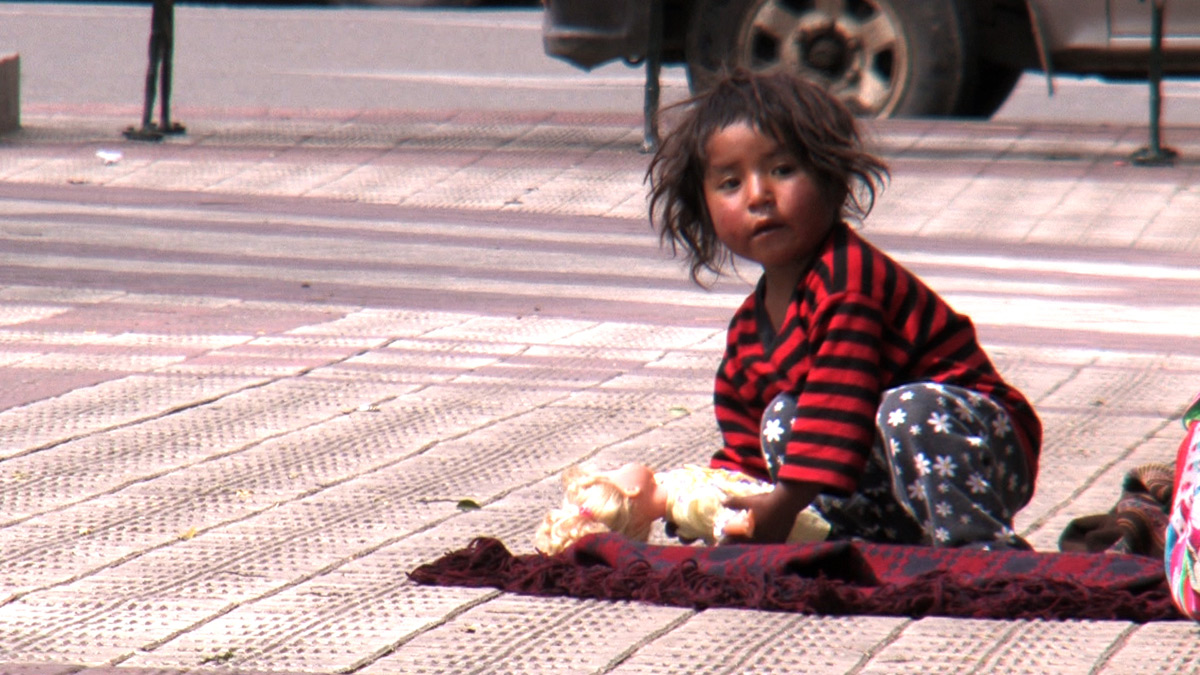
[711,222,1041,495]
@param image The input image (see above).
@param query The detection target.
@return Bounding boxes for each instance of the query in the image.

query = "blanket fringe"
[409,537,1178,622]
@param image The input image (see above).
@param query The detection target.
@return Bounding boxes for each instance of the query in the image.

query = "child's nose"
[747,174,773,205]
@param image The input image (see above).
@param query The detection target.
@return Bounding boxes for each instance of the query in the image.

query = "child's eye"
[772,164,797,177]
[716,177,740,191]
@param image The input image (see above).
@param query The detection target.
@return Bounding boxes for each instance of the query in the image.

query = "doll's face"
[604,463,656,496]
[602,463,662,533]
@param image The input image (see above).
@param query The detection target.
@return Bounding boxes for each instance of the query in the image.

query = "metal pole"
[641,0,663,153]
[1132,0,1177,165]
[124,0,185,141]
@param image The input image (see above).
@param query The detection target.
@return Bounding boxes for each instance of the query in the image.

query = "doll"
[534,462,830,555]
[1166,392,1200,618]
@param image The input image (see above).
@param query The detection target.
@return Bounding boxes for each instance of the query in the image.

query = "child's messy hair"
[533,465,651,555]
[647,68,890,284]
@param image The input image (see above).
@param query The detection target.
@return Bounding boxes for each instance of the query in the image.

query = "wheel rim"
[735,0,909,116]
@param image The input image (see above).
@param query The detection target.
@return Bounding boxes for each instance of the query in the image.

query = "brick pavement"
[1,105,1200,673]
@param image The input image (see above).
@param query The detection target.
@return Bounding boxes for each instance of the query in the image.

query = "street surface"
[2,3,1200,674]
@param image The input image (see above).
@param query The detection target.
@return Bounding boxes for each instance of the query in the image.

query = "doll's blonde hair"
[533,465,653,555]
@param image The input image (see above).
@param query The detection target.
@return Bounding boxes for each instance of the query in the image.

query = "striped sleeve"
[711,357,771,480]
[776,292,884,493]
[711,303,772,481]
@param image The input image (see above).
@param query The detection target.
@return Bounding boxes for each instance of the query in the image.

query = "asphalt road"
[3,1,1200,124]
[2,3,685,115]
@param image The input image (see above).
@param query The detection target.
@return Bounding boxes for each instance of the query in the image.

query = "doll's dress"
[1166,393,1200,619]
[656,465,830,545]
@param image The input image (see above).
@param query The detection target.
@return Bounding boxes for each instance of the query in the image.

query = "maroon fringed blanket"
[409,534,1179,622]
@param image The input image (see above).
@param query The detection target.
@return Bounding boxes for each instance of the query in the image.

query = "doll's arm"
[713,502,831,541]
[712,506,754,539]
[666,483,740,545]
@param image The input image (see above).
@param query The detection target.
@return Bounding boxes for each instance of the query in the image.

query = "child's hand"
[723,480,819,543]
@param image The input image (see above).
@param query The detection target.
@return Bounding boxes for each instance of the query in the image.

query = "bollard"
[0,53,18,134]
[640,0,663,153]
[1131,0,1177,166]
[124,0,186,141]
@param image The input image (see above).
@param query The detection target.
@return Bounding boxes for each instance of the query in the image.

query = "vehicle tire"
[956,62,1023,118]
[685,0,973,117]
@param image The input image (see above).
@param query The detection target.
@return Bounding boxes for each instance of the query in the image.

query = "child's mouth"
[752,222,786,238]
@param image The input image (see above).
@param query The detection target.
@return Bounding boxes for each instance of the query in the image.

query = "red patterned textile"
[409,534,1177,622]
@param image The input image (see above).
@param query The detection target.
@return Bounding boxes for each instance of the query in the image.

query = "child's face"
[702,122,836,284]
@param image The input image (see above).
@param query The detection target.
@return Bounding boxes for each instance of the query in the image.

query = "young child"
[646,69,1042,549]
[534,462,830,555]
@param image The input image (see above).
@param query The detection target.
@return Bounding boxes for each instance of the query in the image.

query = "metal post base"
[1131,0,1177,166]
[1130,145,1178,167]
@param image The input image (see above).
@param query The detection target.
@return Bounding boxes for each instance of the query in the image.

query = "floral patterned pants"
[761,383,1033,549]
